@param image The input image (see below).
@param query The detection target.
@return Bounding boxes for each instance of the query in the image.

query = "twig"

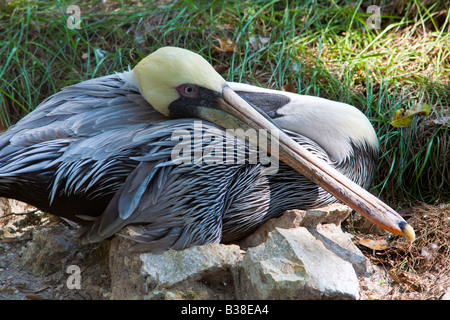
[0,209,39,219]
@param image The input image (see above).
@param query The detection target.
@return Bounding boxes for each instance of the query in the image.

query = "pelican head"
[133,47,226,117]
[132,46,415,242]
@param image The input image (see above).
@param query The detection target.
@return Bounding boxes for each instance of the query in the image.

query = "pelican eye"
[177,84,199,98]
[184,86,194,94]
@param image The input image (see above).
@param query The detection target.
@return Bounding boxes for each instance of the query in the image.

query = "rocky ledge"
[1,199,378,300]
[109,203,374,300]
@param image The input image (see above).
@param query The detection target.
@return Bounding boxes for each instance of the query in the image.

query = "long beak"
[198,85,415,241]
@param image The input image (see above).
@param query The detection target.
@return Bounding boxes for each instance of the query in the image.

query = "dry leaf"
[390,103,431,127]
[424,116,449,127]
[354,238,388,250]
[212,35,241,54]
[213,64,229,75]
[389,269,421,291]
[389,269,402,283]
[280,79,297,93]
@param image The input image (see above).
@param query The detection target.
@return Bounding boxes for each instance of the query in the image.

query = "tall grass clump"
[0,0,448,204]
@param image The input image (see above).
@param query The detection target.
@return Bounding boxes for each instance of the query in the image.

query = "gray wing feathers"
[78,147,240,252]
[78,160,189,252]
[6,74,164,141]
[1,73,167,201]
[2,75,304,252]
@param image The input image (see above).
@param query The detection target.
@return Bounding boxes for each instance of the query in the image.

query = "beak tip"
[399,221,415,242]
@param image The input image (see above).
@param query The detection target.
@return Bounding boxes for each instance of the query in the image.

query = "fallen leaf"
[389,269,402,283]
[389,269,421,291]
[212,35,241,54]
[390,103,431,127]
[424,116,449,127]
[280,79,297,93]
[354,238,388,250]
[213,64,229,75]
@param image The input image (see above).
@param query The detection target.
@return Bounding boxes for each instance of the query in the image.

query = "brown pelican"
[0,47,414,252]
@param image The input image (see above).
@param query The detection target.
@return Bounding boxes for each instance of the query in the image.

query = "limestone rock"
[236,227,360,300]
[304,204,374,277]
[109,236,242,299]
[240,204,373,277]
[312,223,374,277]
[239,204,351,249]
[301,203,351,227]
[239,209,306,248]
[107,204,374,300]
